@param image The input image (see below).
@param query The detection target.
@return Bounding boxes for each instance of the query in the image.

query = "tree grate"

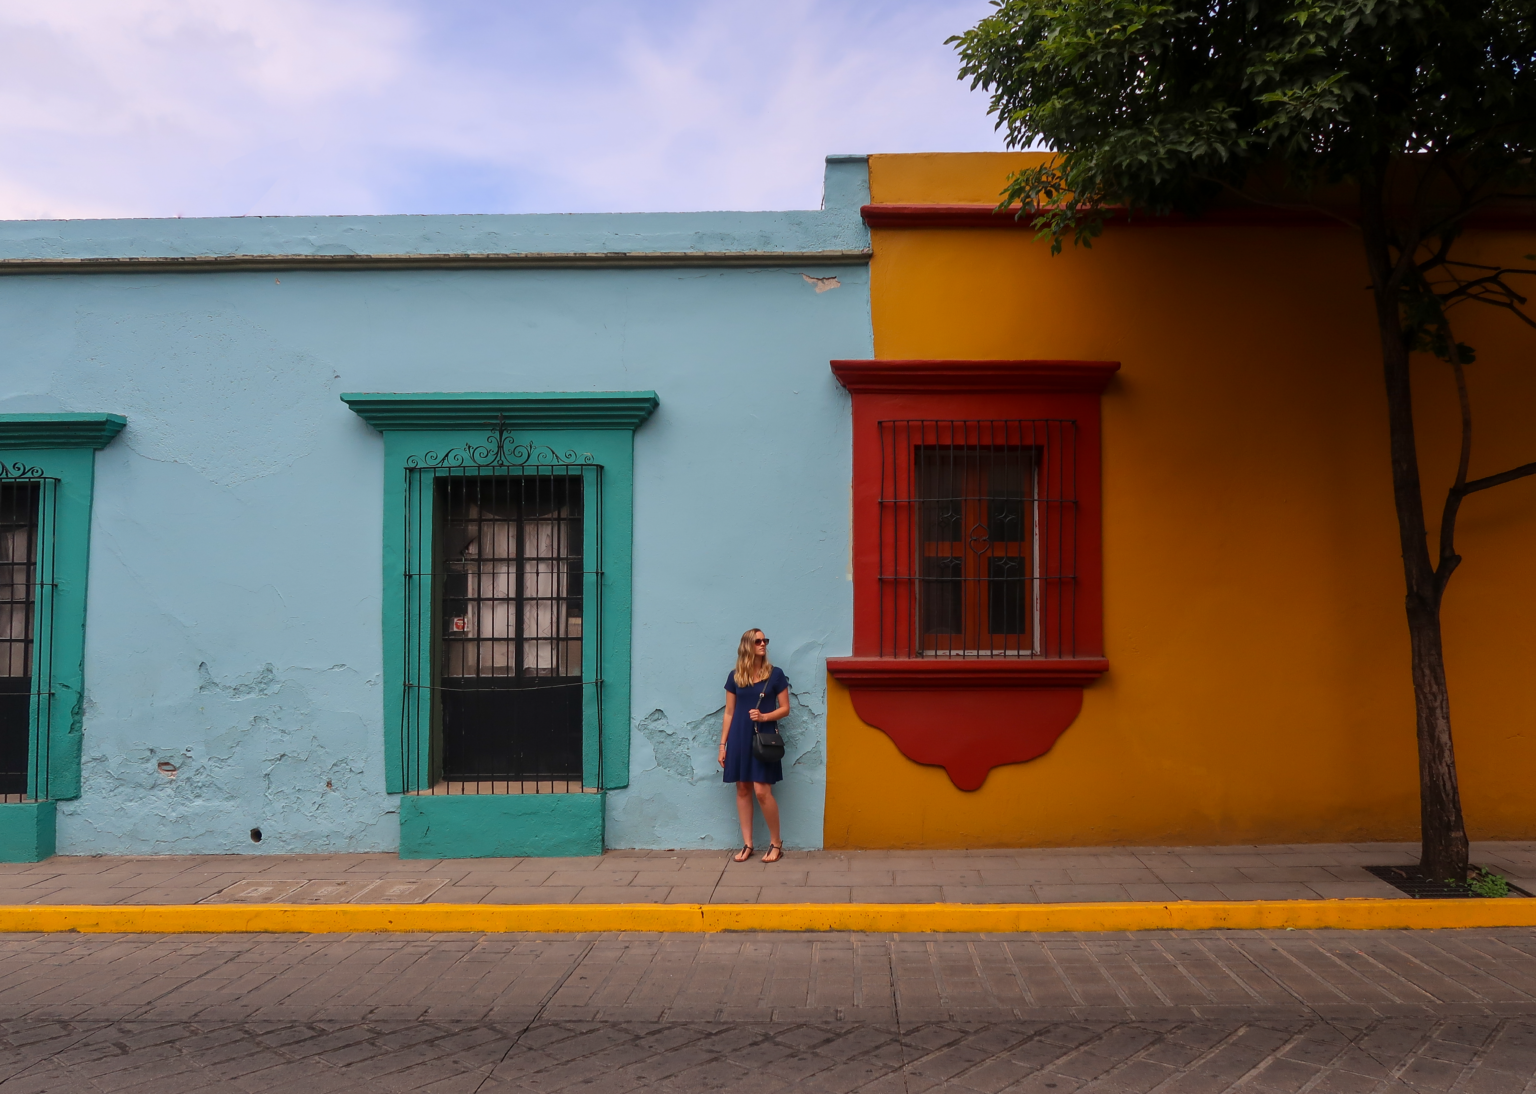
[1366,865,1531,898]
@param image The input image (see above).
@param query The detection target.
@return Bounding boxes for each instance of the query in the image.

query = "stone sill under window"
[826,657,1108,689]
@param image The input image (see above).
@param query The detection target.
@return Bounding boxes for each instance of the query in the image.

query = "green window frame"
[0,414,125,862]
[343,393,657,857]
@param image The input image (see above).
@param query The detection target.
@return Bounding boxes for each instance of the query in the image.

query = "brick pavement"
[2,841,1534,906]
[0,930,1533,1089]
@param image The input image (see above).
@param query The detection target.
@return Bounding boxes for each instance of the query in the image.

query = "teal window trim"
[0,414,126,803]
[343,393,657,795]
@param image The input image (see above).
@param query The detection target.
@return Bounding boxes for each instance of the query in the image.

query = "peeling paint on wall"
[60,661,395,854]
[635,709,697,782]
[7,157,868,855]
[608,680,828,851]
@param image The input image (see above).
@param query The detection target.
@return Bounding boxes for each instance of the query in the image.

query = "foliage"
[953,0,1536,252]
[951,0,1536,879]
[1467,865,1511,897]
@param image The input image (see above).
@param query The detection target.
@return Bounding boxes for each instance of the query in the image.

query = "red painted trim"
[827,657,1108,689]
[831,359,1120,395]
[861,202,1536,231]
[842,685,1086,791]
[833,359,1109,791]
[862,204,1040,229]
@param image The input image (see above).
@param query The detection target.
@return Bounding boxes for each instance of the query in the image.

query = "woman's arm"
[748,688,791,724]
[718,692,735,766]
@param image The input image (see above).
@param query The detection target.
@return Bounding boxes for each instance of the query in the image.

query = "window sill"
[825,657,1108,689]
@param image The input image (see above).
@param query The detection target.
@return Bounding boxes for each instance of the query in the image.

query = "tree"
[952,0,1536,880]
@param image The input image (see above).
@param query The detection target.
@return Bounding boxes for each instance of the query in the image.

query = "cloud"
[0,0,1005,219]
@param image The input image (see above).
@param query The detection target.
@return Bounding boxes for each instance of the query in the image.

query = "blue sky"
[0,0,1007,219]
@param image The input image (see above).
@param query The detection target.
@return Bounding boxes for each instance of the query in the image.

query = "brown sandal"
[761,842,784,864]
[732,844,754,863]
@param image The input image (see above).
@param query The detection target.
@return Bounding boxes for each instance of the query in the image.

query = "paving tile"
[1031,884,1133,903]
[424,887,492,904]
[977,870,1075,886]
[660,887,717,904]
[284,880,382,904]
[709,886,762,903]
[1122,883,1182,901]
[892,870,984,886]
[941,885,1041,903]
[479,885,580,903]
[1177,854,1275,868]
[201,880,309,904]
[1146,866,1253,885]
[355,879,450,904]
[1062,868,1162,884]
[756,887,851,903]
[1212,882,1328,901]
[849,886,944,903]
[1238,866,1349,883]
[1308,880,1404,899]
[572,886,676,903]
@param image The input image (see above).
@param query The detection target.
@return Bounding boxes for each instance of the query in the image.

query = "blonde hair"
[733,629,772,688]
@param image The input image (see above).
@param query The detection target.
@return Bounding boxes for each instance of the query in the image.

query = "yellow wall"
[825,152,1536,848]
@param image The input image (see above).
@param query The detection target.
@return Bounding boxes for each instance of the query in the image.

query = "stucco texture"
[0,163,869,854]
[825,152,1536,848]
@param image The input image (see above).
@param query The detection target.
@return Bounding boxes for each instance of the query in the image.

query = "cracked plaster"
[4,159,866,855]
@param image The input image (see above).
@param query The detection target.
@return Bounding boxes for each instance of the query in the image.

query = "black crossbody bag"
[751,674,786,763]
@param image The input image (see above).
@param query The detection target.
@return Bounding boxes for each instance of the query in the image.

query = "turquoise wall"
[0,158,869,854]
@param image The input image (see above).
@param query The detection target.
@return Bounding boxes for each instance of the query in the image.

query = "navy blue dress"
[722,667,788,785]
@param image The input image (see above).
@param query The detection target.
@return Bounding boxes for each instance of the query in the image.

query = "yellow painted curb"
[0,899,1533,934]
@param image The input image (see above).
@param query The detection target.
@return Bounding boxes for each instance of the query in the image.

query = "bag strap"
[753,670,776,733]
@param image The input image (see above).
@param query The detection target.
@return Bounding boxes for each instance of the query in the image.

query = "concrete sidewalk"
[0,841,1532,906]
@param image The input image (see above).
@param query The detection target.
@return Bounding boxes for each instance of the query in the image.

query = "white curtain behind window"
[0,520,32,679]
[446,497,574,678]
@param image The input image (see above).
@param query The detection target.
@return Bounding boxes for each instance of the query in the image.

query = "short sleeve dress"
[722,667,789,785]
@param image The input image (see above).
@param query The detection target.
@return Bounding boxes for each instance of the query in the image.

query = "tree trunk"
[1360,192,1471,882]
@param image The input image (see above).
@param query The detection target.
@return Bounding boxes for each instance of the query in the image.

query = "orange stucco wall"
[825,152,1536,848]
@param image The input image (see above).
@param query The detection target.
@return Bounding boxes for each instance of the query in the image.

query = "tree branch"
[1190,174,1361,229]
[1456,296,1536,331]
[1434,312,1473,597]
[1463,462,1536,495]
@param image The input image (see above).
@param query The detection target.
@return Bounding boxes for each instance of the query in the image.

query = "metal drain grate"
[1366,865,1532,898]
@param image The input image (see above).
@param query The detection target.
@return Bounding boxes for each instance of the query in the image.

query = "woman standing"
[718,628,790,863]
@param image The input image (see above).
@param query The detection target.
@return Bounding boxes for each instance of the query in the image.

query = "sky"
[0,0,1008,220]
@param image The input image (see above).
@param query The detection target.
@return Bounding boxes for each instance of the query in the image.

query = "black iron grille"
[878,420,1078,659]
[401,432,602,796]
[0,478,51,802]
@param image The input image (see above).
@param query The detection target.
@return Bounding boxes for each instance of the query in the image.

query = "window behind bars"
[401,463,600,796]
[878,420,1078,659]
[0,479,52,802]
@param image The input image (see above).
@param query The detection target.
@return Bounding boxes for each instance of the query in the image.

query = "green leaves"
[950,0,1536,257]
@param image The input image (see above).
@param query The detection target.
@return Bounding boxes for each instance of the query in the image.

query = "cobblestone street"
[0,929,1533,1091]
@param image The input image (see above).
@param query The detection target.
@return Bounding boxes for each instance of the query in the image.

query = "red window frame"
[878,418,1078,660]
[827,360,1116,790]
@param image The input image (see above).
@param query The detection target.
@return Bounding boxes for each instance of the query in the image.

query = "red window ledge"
[826,358,1116,791]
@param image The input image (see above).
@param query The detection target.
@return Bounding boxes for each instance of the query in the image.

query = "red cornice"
[826,657,1109,689]
[861,202,1536,231]
[863,204,1039,229]
[831,359,1120,395]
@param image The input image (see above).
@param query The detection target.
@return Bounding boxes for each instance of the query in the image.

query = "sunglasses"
[753,638,770,646]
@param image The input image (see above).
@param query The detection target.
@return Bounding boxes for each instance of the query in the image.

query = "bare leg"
[753,783,781,860]
[734,783,754,860]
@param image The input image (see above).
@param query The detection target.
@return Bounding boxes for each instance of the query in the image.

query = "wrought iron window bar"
[400,420,603,796]
[0,463,56,804]
[878,419,1078,660]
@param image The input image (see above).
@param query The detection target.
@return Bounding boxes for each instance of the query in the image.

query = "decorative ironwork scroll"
[405,415,597,471]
